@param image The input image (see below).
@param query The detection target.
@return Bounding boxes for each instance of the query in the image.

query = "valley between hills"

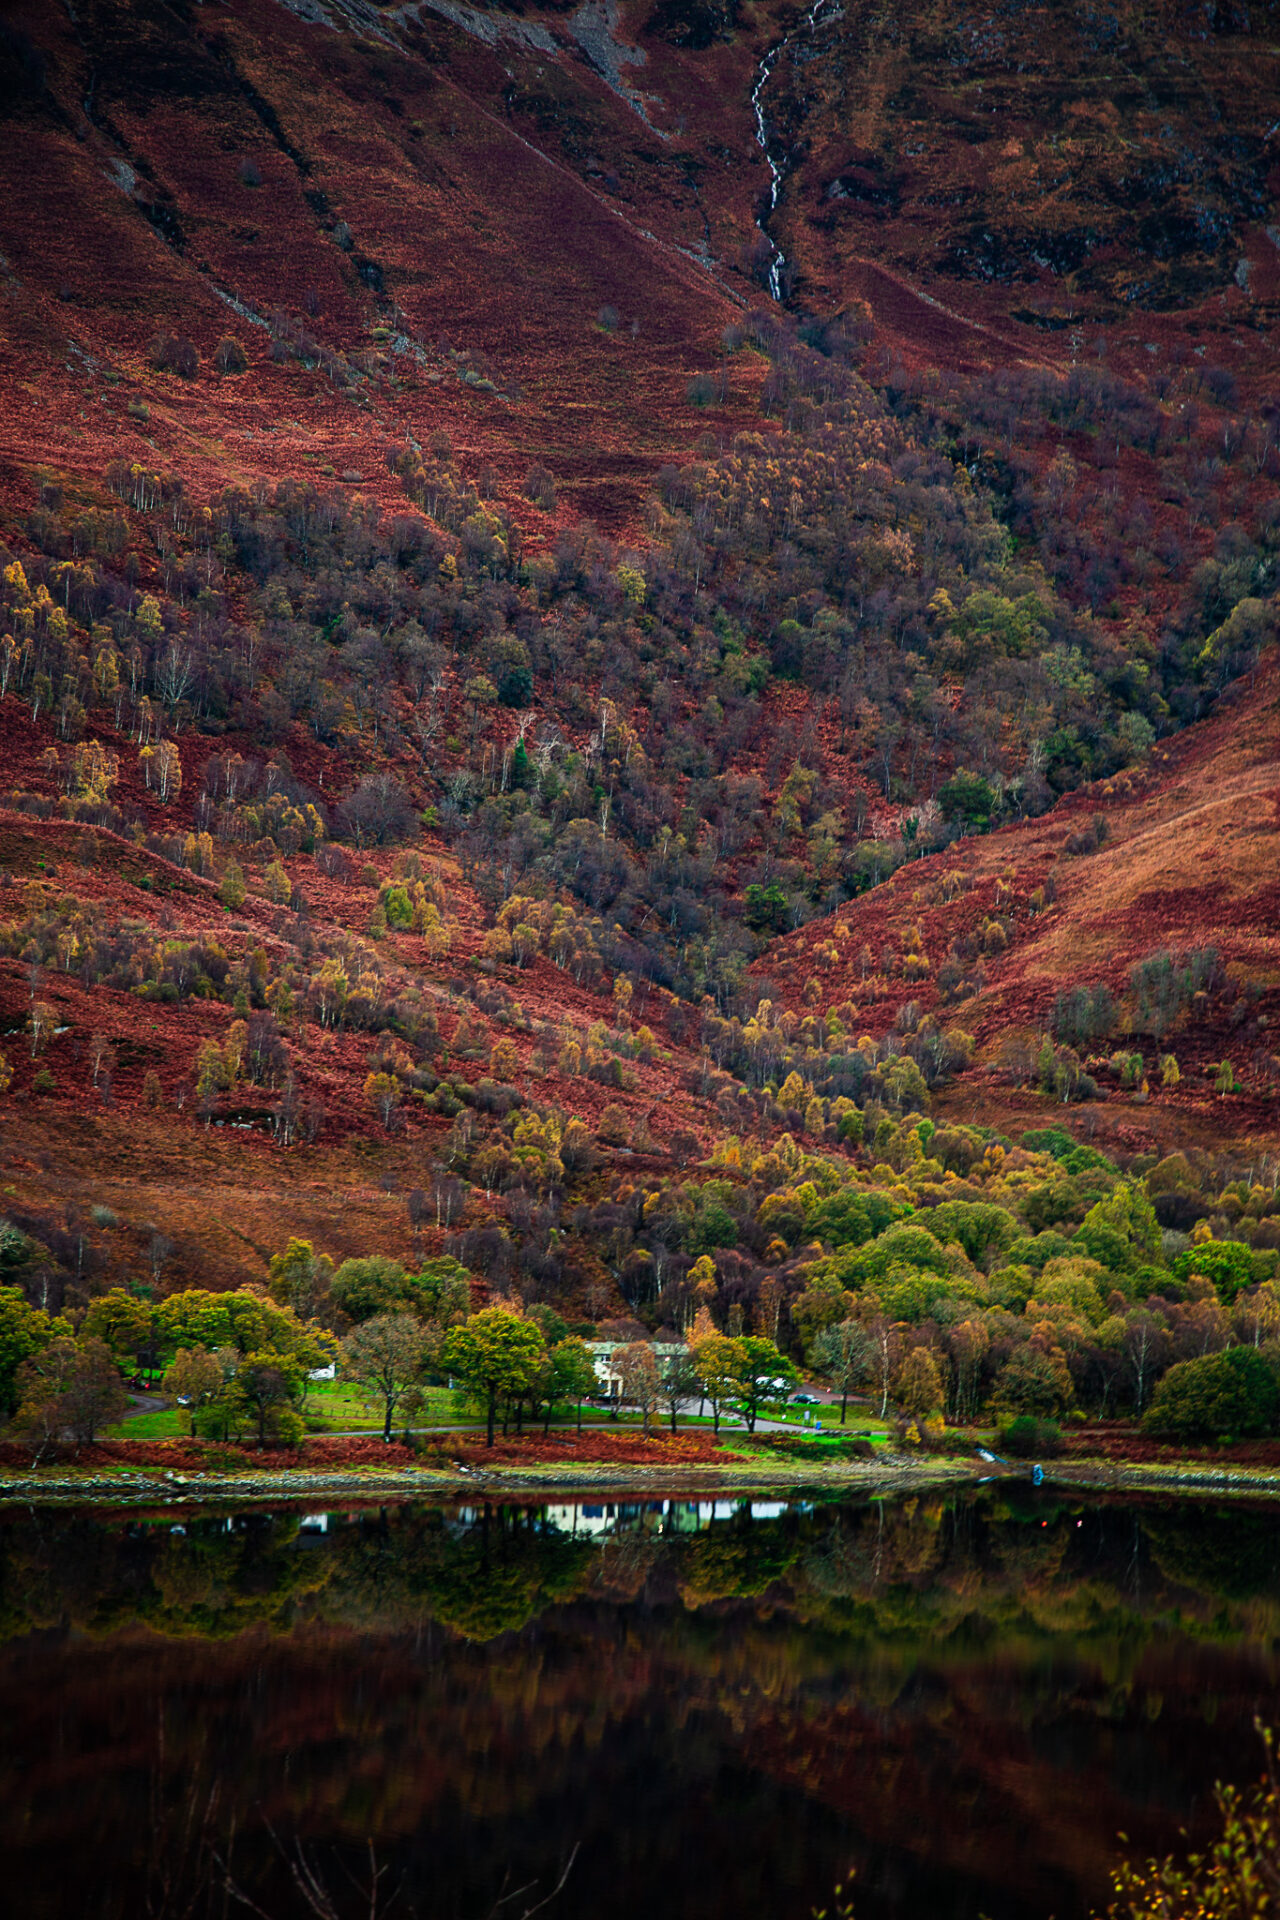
[0,0,1278,1480]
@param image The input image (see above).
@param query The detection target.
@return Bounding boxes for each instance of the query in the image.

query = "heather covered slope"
[758,656,1280,1154]
[4,0,1280,543]
[0,0,772,532]
[0,0,1278,1340]
[757,0,1280,335]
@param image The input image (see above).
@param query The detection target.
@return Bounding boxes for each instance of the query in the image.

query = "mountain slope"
[0,0,1277,1317]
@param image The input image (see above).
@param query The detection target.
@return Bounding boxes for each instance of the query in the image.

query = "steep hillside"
[0,0,807,532]
[759,654,1280,1154]
[0,0,1278,1350]
[759,0,1280,340]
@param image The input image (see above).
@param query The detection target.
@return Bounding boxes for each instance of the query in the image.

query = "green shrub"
[997,1414,1062,1457]
[938,768,996,829]
[1144,1345,1279,1441]
[380,883,414,928]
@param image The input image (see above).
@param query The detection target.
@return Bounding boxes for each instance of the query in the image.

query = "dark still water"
[3,1488,1280,1920]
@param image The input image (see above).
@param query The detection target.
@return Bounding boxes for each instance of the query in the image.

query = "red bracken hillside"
[0,0,1278,1305]
[760,655,1280,1154]
[4,0,1279,531]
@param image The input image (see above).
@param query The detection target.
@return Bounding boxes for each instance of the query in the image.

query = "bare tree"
[615,1340,660,1435]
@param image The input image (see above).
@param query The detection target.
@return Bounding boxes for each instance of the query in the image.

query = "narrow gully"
[750,0,839,301]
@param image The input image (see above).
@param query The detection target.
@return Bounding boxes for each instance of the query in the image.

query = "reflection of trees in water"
[589,1526,662,1602]
[1143,1507,1280,1604]
[9,1492,1280,1647]
[333,1505,596,1642]
[5,1493,1280,1920]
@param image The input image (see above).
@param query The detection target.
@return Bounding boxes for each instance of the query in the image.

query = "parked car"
[791,1391,821,1405]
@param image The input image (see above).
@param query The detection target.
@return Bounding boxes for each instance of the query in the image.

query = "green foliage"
[1005,1231,1077,1272]
[218,861,246,910]
[155,1289,326,1367]
[330,1257,416,1324]
[442,1308,547,1445]
[927,1201,1017,1268]
[806,1187,906,1249]
[415,1514,593,1639]
[548,1336,597,1418]
[1129,946,1219,1037]
[1173,1239,1255,1306]
[1073,1183,1161,1272]
[733,1336,798,1431]
[379,883,415,928]
[793,1271,855,1349]
[224,1348,308,1446]
[1021,1128,1116,1175]
[838,1222,955,1288]
[267,1239,334,1320]
[81,1289,153,1369]
[876,1266,986,1324]
[406,1257,474,1324]
[687,1197,739,1255]
[0,1287,70,1416]
[1144,1346,1280,1441]
[996,1414,1062,1457]
[937,769,997,830]
[742,882,790,933]
[1051,984,1117,1047]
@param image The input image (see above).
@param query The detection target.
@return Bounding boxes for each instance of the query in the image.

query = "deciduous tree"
[615,1340,660,1434]
[811,1318,871,1424]
[690,1331,747,1436]
[227,1348,306,1447]
[342,1312,426,1442]
[443,1307,547,1447]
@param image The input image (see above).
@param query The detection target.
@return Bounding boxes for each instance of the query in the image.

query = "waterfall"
[750,0,838,301]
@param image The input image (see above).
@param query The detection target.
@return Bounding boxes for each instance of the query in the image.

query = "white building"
[587,1339,687,1398]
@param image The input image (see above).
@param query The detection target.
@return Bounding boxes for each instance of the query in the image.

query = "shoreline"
[0,1455,978,1508]
[1046,1456,1280,1499]
[5,1452,1280,1508]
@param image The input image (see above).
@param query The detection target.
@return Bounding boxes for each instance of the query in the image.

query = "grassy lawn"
[108,1390,897,1446]
[108,1408,186,1439]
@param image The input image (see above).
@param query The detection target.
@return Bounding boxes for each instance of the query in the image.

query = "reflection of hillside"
[2,1493,1280,1919]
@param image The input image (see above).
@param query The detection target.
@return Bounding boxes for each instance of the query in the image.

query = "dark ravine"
[749,0,839,300]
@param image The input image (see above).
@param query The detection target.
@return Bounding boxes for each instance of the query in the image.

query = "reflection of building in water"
[540,1498,801,1538]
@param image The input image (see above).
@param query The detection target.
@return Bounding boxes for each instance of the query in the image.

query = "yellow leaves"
[68,739,119,805]
[489,1035,520,1081]
[134,594,163,641]
[363,1070,401,1126]
[182,831,214,877]
[556,1038,582,1075]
